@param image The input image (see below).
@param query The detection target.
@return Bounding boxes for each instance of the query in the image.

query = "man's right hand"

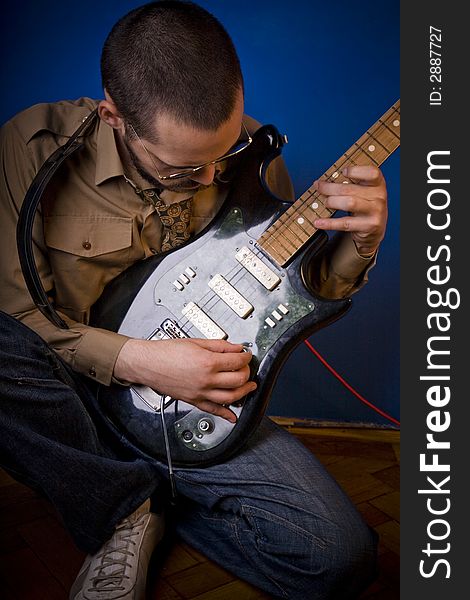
[114,338,257,422]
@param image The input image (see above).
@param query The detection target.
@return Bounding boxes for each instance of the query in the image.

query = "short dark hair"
[101,1,244,141]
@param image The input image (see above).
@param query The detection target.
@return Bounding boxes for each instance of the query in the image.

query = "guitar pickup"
[235,246,281,290]
[208,274,253,318]
[181,302,227,339]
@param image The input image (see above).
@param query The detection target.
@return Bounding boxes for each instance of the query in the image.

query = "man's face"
[123,89,245,193]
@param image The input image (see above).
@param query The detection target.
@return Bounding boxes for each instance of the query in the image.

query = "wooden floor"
[0,420,399,599]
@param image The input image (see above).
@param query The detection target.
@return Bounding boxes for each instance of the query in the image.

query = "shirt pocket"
[43,215,134,312]
[44,215,132,257]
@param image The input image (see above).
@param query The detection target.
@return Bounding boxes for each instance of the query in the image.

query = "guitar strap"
[16,109,99,329]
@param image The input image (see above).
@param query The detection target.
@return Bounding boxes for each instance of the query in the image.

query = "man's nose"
[190,164,216,186]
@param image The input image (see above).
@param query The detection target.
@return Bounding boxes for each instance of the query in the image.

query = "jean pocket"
[241,504,329,552]
[15,376,66,388]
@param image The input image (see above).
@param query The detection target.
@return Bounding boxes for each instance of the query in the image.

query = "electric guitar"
[90,101,400,467]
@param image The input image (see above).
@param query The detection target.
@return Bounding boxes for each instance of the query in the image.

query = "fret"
[281,204,320,240]
[306,202,323,220]
[258,100,400,266]
[378,117,400,140]
[281,220,310,244]
[274,226,301,254]
[278,222,308,247]
[297,206,317,228]
[288,209,315,232]
[325,164,342,181]
[367,129,396,154]
[262,221,299,251]
[310,194,332,217]
[354,141,386,165]
[294,196,330,225]
[295,217,316,237]
[301,192,331,217]
[378,103,400,130]
[258,231,291,261]
[260,235,289,261]
[374,113,400,144]
[264,239,291,265]
[259,211,315,254]
[281,202,313,226]
[263,226,298,255]
[345,155,359,167]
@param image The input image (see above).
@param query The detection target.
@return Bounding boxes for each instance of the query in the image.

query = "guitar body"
[90,124,351,467]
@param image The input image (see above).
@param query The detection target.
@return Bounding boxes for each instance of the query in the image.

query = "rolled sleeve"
[307,233,377,299]
[72,324,130,385]
[13,309,130,386]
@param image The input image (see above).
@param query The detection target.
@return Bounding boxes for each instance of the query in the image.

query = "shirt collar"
[93,119,191,201]
[94,119,125,185]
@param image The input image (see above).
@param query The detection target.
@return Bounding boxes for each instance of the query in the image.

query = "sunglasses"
[127,121,253,181]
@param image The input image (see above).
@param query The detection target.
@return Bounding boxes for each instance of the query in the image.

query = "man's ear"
[98,90,124,130]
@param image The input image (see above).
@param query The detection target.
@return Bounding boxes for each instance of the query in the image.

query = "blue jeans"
[0,311,377,599]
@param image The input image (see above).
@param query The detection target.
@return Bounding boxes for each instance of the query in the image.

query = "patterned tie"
[142,190,193,252]
[124,176,193,252]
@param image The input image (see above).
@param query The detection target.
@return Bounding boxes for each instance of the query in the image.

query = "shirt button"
[82,241,92,250]
[89,366,97,377]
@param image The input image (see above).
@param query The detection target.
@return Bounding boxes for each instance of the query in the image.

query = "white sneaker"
[69,500,164,600]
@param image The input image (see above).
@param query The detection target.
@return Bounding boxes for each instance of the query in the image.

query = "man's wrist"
[353,240,379,259]
[114,338,141,383]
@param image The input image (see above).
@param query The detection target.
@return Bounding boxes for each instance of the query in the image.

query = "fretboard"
[257,100,400,266]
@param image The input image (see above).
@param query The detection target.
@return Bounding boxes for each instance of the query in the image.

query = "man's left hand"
[312,165,388,256]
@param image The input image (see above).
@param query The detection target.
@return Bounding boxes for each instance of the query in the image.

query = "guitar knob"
[198,419,214,434]
[182,430,193,442]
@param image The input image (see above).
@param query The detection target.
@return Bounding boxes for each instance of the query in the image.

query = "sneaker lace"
[88,515,145,592]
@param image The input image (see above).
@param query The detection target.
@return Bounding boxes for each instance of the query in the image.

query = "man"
[0,2,388,598]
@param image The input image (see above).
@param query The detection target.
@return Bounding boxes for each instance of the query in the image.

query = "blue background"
[0,0,399,425]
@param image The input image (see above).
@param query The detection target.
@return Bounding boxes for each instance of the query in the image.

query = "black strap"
[16,109,99,329]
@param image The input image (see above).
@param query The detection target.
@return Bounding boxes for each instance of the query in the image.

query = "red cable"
[303,339,400,427]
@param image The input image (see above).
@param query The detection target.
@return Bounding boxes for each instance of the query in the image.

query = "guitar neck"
[257,100,400,267]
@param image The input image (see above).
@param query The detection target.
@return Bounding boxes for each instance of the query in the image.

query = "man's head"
[98,1,245,190]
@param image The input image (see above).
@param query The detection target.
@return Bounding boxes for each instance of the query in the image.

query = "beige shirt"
[0,98,376,386]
